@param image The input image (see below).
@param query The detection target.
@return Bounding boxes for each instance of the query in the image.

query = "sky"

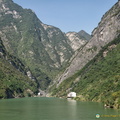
[13,0,118,34]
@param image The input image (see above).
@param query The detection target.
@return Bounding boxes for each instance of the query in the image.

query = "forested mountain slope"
[0,37,38,99]
[51,35,120,109]
[56,1,120,86]
[0,0,88,90]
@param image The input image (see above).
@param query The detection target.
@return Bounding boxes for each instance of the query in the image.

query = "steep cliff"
[0,37,38,99]
[51,35,120,109]
[0,0,70,89]
[0,0,90,90]
[56,1,120,85]
[50,1,120,109]
[66,32,88,52]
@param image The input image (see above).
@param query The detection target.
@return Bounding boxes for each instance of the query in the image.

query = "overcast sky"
[13,0,118,34]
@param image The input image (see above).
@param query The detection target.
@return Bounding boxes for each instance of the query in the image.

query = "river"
[0,97,119,120]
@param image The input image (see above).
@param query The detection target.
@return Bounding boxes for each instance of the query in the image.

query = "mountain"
[0,37,38,99]
[1,0,119,107]
[51,35,120,109]
[51,1,120,109]
[55,1,120,86]
[0,0,88,90]
[66,32,88,52]
[78,30,92,41]
[0,0,71,90]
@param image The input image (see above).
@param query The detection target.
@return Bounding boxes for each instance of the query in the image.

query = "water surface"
[0,97,119,120]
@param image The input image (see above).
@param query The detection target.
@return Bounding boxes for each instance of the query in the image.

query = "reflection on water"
[0,97,120,120]
[67,98,77,119]
[67,98,77,104]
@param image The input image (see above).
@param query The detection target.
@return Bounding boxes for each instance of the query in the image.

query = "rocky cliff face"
[51,34,120,109]
[57,1,120,85]
[66,32,88,52]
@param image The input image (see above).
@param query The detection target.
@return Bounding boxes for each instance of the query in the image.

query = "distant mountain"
[66,32,88,52]
[78,30,91,40]
[0,37,38,99]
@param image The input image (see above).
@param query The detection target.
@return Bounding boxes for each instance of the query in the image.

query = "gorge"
[0,0,120,109]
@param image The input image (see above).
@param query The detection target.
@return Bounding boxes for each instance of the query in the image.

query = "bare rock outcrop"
[57,1,120,85]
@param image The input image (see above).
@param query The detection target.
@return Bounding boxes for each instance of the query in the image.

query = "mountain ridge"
[0,0,119,106]
[0,37,38,98]
[78,30,91,40]
[51,35,120,109]
[55,1,120,86]
[0,0,89,90]
[50,0,120,109]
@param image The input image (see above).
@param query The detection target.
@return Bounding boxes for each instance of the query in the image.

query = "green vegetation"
[0,58,38,99]
[78,30,91,40]
[0,38,38,99]
[87,46,97,52]
[0,0,74,90]
[52,35,120,109]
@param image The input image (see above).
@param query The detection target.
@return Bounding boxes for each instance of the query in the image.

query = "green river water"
[0,97,120,120]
